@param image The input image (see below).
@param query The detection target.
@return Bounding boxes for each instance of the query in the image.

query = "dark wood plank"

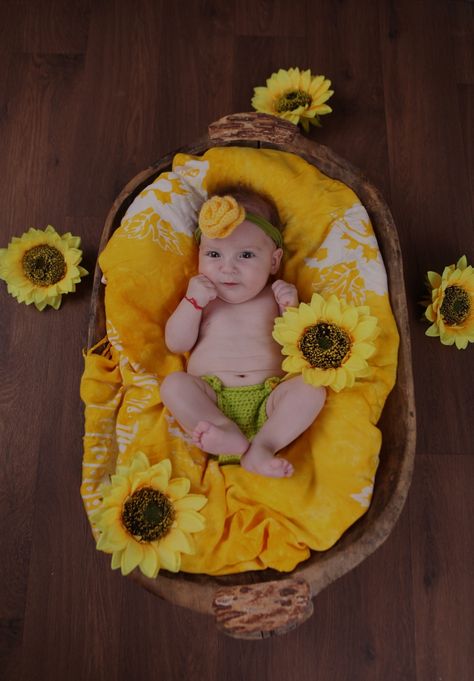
[410,454,474,680]
[305,0,391,199]
[379,0,474,456]
[3,0,91,54]
[235,0,307,36]
[0,50,87,679]
[452,0,474,86]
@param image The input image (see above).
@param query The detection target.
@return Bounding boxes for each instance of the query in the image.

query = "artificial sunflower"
[424,255,474,349]
[92,452,207,578]
[273,293,379,392]
[251,67,334,132]
[0,225,88,311]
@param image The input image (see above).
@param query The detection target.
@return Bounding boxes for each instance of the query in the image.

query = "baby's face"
[198,221,283,304]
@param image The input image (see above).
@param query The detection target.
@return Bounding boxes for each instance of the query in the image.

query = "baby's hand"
[186,275,218,308]
[272,279,299,312]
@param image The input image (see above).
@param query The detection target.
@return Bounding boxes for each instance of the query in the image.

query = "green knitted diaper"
[201,375,281,465]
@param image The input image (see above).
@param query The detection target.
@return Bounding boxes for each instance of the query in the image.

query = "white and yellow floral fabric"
[81,147,399,575]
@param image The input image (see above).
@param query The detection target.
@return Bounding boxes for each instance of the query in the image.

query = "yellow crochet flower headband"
[195,195,283,248]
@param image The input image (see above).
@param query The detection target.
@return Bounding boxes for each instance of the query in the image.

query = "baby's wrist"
[184,295,204,311]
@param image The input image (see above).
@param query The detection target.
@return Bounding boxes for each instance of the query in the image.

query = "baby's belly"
[187,347,285,387]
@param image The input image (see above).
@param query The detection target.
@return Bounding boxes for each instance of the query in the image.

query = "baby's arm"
[165,275,217,353]
[272,279,299,315]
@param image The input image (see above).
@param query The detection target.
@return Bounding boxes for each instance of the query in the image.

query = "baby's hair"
[214,185,282,235]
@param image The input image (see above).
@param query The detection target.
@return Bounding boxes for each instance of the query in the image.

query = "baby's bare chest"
[201,296,279,342]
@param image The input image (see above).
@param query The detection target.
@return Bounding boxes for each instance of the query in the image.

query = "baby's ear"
[271,248,283,273]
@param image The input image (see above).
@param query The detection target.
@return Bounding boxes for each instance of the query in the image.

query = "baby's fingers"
[272,280,298,308]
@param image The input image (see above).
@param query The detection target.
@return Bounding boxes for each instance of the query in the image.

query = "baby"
[160,189,326,478]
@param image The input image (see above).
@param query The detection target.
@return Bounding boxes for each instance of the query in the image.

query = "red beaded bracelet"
[184,296,203,311]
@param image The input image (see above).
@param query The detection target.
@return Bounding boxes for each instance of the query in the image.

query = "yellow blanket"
[81,147,399,575]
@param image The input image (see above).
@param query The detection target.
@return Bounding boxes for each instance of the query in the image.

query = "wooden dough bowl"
[87,113,416,639]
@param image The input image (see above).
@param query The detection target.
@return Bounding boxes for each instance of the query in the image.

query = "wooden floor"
[1,1,473,679]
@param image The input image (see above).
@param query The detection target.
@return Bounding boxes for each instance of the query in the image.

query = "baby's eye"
[240,251,255,259]
[205,251,220,258]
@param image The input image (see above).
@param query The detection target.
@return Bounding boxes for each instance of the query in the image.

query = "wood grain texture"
[213,578,313,639]
[0,0,473,679]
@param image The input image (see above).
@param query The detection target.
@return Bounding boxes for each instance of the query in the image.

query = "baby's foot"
[241,443,294,478]
[192,420,249,456]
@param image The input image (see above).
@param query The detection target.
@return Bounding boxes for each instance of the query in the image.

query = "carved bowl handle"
[208,112,300,146]
[212,576,313,639]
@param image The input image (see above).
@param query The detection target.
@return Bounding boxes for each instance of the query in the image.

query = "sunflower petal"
[331,369,348,392]
[341,307,359,331]
[120,540,143,575]
[425,323,440,337]
[343,354,367,372]
[139,545,160,578]
[157,543,181,572]
[352,319,378,341]
[174,494,208,512]
[352,342,376,359]
[282,355,307,372]
[165,477,191,500]
[454,337,468,349]
[111,551,123,570]
[427,271,442,288]
[176,510,206,533]
[272,326,301,344]
[163,528,194,554]
[323,297,342,322]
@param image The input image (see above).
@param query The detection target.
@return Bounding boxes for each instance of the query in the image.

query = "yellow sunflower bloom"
[272,293,379,392]
[424,255,474,349]
[0,225,88,311]
[92,452,207,579]
[251,67,334,132]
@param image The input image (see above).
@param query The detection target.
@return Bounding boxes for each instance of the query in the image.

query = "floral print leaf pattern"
[116,161,209,251]
[120,209,184,255]
[305,203,387,303]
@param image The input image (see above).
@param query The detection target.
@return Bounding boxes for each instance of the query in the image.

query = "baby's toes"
[271,457,293,478]
[267,457,292,478]
[192,420,211,444]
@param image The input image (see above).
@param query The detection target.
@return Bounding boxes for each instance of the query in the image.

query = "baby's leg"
[241,376,326,478]
[160,372,249,455]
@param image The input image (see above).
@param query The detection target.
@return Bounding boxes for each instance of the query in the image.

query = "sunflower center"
[440,285,470,326]
[22,244,66,286]
[276,90,312,113]
[299,322,352,369]
[121,487,175,542]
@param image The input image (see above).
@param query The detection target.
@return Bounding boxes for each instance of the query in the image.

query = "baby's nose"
[220,258,237,272]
